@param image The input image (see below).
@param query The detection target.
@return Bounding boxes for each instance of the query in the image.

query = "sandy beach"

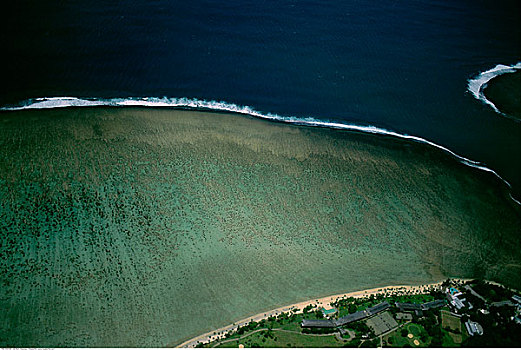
[176,279,471,348]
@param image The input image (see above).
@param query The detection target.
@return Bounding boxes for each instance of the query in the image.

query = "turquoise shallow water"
[0,108,520,346]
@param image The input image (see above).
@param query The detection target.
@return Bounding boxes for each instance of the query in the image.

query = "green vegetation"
[203,279,521,348]
[333,293,434,318]
[470,280,513,302]
[216,330,344,348]
[384,323,430,347]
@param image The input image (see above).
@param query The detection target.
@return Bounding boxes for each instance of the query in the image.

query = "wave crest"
[467,62,521,115]
[1,96,519,205]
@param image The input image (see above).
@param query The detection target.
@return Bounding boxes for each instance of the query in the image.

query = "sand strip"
[175,279,470,347]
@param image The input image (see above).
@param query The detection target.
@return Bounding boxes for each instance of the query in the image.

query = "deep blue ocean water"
[1,0,520,197]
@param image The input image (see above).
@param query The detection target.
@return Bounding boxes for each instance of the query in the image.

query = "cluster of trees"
[302,304,315,313]
[259,329,277,343]
[236,321,258,335]
[416,310,441,346]
[348,320,375,338]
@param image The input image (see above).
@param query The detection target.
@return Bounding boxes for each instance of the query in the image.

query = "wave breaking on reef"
[2,96,520,205]
[468,62,521,115]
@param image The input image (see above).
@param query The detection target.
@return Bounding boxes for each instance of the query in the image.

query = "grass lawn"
[441,329,462,347]
[216,329,345,348]
[441,310,461,332]
[440,310,465,345]
[383,323,430,347]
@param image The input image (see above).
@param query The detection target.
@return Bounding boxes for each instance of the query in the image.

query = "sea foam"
[467,62,521,115]
[1,96,519,205]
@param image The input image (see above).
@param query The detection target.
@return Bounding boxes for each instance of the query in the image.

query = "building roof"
[395,302,422,311]
[491,300,515,308]
[335,310,368,326]
[301,319,336,328]
[465,320,483,336]
[450,297,465,309]
[368,301,391,314]
[422,299,446,310]
[304,301,391,328]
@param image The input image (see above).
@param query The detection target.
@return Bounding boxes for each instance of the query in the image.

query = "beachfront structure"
[367,301,391,314]
[395,299,446,312]
[449,297,465,310]
[464,285,487,304]
[301,319,336,328]
[395,302,421,312]
[465,320,483,336]
[422,299,446,310]
[490,300,515,308]
[335,301,391,326]
[302,302,391,328]
[446,288,466,310]
[334,310,368,326]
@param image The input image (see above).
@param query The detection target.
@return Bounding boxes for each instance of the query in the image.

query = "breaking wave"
[1,96,520,206]
[467,62,521,115]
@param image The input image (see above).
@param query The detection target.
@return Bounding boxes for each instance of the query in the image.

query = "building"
[395,299,446,312]
[395,302,422,312]
[422,299,446,310]
[446,288,466,310]
[302,301,391,328]
[334,310,367,326]
[335,301,390,327]
[491,300,514,308]
[367,301,391,314]
[464,285,487,303]
[301,319,336,328]
[512,295,521,305]
[465,320,483,336]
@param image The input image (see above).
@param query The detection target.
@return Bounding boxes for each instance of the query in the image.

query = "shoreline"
[175,279,471,348]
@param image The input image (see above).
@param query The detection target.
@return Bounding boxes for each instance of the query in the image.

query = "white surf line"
[467,62,521,115]
[1,96,519,205]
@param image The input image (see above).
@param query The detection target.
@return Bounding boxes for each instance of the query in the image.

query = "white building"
[465,320,483,336]
[446,287,466,310]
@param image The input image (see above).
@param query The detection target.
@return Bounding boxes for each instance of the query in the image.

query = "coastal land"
[1,108,520,347]
[192,278,521,348]
[177,280,455,347]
